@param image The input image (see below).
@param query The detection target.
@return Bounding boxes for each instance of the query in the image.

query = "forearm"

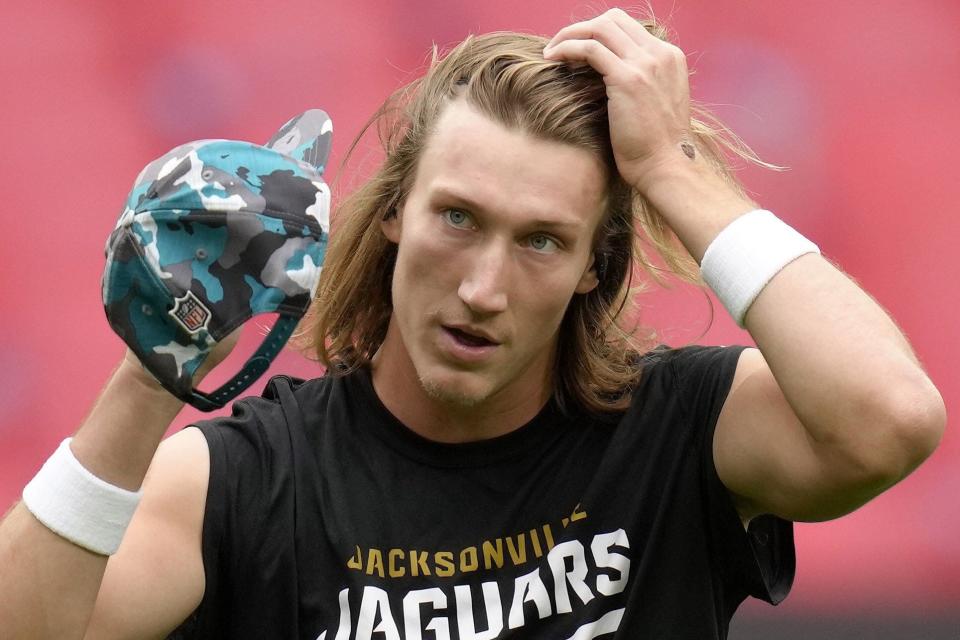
[744,253,941,469]
[71,357,185,490]
[643,161,944,473]
[635,155,757,263]
[0,359,184,638]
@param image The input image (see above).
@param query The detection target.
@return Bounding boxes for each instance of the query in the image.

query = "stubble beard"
[417,372,488,409]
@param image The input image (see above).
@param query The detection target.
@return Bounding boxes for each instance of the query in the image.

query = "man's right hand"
[121,324,244,397]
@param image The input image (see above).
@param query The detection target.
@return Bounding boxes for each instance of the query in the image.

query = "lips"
[442,323,501,347]
[447,327,495,347]
[436,324,501,364]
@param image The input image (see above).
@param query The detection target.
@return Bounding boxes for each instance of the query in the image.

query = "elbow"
[894,380,946,468]
[861,377,947,484]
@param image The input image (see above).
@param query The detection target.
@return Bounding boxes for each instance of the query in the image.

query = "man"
[0,9,945,639]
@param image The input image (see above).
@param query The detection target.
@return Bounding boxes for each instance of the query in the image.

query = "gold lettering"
[570,503,587,523]
[506,533,527,566]
[410,550,431,577]
[388,549,405,578]
[530,528,543,558]
[366,548,385,578]
[347,546,363,571]
[460,546,479,573]
[346,507,580,580]
[482,538,505,570]
[542,524,555,551]
[435,551,455,577]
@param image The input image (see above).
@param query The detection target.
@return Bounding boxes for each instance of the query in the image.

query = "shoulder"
[620,344,751,446]
[187,369,362,482]
[192,373,337,437]
[635,344,748,393]
[639,343,746,367]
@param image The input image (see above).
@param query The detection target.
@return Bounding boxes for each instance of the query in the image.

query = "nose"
[457,242,509,315]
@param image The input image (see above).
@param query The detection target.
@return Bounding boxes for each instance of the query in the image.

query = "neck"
[370,322,553,443]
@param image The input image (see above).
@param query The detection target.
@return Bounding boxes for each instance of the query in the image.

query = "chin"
[417,369,492,409]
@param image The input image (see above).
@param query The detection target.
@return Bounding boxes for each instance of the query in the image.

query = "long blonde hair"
[300,18,769,413]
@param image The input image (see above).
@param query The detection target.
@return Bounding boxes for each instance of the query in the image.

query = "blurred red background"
[1,0,957,635]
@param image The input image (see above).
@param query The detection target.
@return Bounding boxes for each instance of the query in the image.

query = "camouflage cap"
[102,110,332,411]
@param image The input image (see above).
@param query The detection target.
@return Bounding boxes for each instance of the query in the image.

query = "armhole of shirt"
[671,346,796,606]
[167,379,312,639]
[165,423,232,639]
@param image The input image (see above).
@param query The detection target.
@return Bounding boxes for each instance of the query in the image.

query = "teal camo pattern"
[102,113,331,401]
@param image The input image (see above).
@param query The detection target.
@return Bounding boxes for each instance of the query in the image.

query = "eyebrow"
[429,185,587,233]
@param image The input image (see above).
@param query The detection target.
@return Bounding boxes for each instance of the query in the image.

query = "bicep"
[714,349,889,523]
[85,427,209,640]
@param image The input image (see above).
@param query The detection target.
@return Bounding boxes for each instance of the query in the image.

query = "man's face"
[380,100,607,411]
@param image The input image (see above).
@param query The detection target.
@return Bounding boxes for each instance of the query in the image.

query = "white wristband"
[700,209,820,327]
[22,438,143,556]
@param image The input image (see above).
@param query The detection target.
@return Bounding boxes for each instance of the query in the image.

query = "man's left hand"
[543,8,693,192]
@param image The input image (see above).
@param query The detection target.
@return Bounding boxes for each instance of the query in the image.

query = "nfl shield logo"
[170,291,211,334]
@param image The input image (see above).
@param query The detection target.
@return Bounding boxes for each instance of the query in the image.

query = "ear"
[574,253,600,294]
[380,205,402,243]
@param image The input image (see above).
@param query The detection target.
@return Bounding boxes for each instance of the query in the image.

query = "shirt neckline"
[345,366,569,468]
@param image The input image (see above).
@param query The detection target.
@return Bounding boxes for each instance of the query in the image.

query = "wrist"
[23,438,143,555]
[626,145,698,194]
[700,210,820,327]
[117,352,185,406]
[628,156,757,261]
[70,357,186,489]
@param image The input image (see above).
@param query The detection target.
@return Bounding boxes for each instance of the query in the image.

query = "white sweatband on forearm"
[22,438,143,556]
[700,209,820,327]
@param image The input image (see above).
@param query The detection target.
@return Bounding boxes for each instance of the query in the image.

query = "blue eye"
[529,234,559,253]
[443,209,473,228]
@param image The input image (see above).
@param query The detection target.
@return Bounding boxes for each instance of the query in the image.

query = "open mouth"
[445,327,497,348]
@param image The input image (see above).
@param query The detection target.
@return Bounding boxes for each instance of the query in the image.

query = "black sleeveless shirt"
[170,345,794,639]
